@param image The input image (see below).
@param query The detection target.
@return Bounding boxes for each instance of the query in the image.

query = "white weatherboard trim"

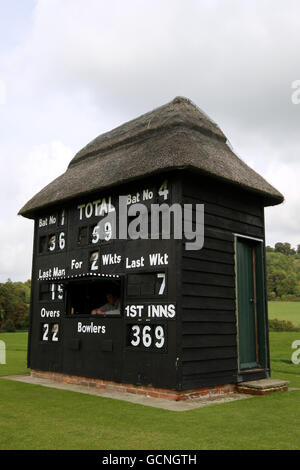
[233,233,263,243]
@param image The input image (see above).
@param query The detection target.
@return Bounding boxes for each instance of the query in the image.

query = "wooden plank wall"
[181,173,265,388]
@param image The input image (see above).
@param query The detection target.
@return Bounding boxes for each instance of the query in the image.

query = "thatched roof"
[19,96,283,218]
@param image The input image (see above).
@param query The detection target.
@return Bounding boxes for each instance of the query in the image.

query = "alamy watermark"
[84,196,205,251]
[0,340,6,365]
[291,80,300,104]
[291,340,300,365]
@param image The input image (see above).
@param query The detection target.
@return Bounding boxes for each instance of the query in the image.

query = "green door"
[236,238,259,370]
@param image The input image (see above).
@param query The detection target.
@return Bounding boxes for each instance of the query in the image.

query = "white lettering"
[39,218,47,228]
[126,256,145,269]
[127,192,140,205]
[53,267,66,277]
[78,204,85,220]
[40,308,60,318]
[142,189,153,200]
[71,259,83,270]
[125,305,144,318]
[85,202,93,218]
[93,199,101,216]
[102,455,136,467]
[147,304,176,318]
[38,268,52,280]
[77,196,115,220]
[102,254,122,265]
[77,322,106,334]
[149,253,169,266]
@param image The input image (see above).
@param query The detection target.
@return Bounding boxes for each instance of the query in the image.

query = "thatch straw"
[19,96,283,218]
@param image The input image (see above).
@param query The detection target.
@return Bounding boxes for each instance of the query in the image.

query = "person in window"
[91,287,120,315]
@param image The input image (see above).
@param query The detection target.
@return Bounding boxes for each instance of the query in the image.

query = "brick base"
[30,369,236,401]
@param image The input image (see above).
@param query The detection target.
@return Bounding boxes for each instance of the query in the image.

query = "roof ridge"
[68,96,226,168]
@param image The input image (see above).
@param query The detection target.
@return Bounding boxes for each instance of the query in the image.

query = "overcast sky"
[1,0,300,282]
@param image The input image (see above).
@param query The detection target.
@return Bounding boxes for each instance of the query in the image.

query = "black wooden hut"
[19,97,284,396]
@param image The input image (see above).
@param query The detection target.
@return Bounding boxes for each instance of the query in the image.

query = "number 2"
[42,324,49,341]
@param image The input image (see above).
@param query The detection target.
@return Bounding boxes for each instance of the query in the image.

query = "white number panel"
[41,323,60,343]
[128,324,166,351]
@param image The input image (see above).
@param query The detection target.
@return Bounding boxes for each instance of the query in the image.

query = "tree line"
[0,279,31,331]
[0,242,299,331]
[266,243,300,300]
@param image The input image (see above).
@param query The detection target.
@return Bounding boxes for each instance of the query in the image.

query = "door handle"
[249,298,254,303]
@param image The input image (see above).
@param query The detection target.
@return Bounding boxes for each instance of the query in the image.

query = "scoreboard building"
[19,97,284,399]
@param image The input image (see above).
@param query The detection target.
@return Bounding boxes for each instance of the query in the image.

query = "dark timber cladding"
[181,173,266,388]
[19,96,284,393]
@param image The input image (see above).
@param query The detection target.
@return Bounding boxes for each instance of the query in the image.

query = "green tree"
[274,242,296,256]
[266,251,299,299]
[0,280,31,331]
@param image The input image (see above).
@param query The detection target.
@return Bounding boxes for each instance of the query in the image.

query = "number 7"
[157,273,166,295]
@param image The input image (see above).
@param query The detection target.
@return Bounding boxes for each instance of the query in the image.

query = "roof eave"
[18,165,284,219]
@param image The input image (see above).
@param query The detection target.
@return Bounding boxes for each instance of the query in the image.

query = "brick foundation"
[30,369,237,401]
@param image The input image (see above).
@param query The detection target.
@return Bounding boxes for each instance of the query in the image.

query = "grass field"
[0,330,299,450]
[268,301,300,327]
[0,332,29,377]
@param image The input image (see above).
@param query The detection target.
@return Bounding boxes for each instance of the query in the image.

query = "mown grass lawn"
[0,332,29,377]
[0,331,299,450]
[268,301,300,327]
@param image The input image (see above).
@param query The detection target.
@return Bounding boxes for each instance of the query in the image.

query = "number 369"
[129,325,165,349]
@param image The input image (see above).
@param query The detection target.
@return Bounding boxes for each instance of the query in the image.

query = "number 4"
[158,180,169,200]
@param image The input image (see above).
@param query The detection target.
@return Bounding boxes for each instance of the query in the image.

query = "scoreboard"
[28,176,181,389]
